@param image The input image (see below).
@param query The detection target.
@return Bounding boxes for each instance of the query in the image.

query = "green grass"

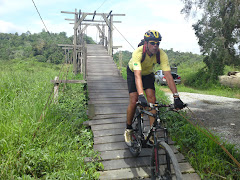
[176,62,240,99]
[161,110,240,179]
[0,59,102,179]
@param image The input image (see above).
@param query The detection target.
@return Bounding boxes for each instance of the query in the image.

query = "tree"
[181,0,240,80]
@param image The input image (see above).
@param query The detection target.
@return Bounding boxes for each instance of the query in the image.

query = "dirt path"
[165,92,240,150]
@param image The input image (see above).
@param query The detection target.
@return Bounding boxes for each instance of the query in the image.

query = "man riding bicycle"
[124,30,185,146]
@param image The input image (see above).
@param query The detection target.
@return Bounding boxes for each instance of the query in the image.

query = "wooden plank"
[50,80,86,84]
[94,134,175,145]
[98,164,199,180]
[94,142,126,151]
[89,98,129,105]
[87,76,126,82]
[93,128,124,137]
[98,149,151,160]
[88,89,128,94]
[94,105,127,115]
[91,122,125,131]
[100,154,186,171]
[88,82,128,90]
[96,148,182,161]
[89,92,129,99]
[87,72,120,76]
[92,114,126,120]
[99,166,150,180]
[87,117,125,125]
[94,141,177,152]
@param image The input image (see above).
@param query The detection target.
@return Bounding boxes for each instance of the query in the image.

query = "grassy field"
[0,59,102,179]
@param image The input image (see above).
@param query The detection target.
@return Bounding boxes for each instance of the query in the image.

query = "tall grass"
[0,59,102,179]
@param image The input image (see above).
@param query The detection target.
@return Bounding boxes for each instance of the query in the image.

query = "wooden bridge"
[84,44,200,179]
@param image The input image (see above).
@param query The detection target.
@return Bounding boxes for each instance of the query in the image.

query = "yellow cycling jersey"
[128,46,171,75]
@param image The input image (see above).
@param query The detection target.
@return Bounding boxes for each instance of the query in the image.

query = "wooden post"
[119,51,122,75]
[54,76,59,104]
[105,37,108,49]
[108,15,113,56]
[83,41,87,80]
[73,9,78,75]
[101,25,105,46]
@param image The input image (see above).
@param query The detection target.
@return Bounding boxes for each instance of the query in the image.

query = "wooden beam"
[75,13,88,29]
[51,80,86,84]
[65,18,74,21]
[58,44,83,47]
[113,46,122,49]
[92,11,96,21]
[83,20,121,23]
[61,11,76,14]
[61,11,125,16]
[79,25,89,34]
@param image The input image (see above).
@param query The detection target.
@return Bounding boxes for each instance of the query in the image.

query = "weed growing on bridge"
[0,59,102,179]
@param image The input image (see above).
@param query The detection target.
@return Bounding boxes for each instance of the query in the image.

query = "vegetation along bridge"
[58,9,200,179]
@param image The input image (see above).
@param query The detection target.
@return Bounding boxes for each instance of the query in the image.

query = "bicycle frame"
[133,103,169,147]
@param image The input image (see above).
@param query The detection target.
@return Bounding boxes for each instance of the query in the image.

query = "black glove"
[138,94,148,107]
[174,97,184,109]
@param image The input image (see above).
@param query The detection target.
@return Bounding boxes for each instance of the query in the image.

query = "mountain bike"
[129,101,186,180]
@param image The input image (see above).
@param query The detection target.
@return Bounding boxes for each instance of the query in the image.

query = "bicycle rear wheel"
[151,141,182,180]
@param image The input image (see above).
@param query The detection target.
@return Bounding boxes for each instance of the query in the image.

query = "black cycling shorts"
[127,66,155,93]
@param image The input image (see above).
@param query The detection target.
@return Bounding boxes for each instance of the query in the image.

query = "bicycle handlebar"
[136,101,187,111]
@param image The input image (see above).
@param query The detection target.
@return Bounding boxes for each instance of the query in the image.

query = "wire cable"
[96,0,109,11]
[31,0,50,34]
[113,24,135,51]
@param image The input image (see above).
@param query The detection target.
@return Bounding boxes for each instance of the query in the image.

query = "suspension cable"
[112,24,135,51]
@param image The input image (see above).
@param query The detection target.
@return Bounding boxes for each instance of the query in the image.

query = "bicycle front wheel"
[151,141,182,180]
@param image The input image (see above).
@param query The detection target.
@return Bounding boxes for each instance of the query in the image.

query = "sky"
[0,0,201,54]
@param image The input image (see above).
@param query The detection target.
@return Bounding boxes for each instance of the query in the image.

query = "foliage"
[0,59,102,179]
[181,0,240,80]
[83,34,96,44]
[0,30,95,64]
[113,50,132,67]
[165,112,240,179]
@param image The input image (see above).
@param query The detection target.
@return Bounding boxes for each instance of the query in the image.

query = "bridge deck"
[85,44,200,179]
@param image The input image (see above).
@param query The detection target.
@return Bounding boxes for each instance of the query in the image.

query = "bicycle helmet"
[144,30,162,41]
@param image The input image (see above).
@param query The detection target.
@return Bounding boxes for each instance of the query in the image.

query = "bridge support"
[59,10,125,76]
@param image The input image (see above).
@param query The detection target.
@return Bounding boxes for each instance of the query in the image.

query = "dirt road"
[166,92,240,150]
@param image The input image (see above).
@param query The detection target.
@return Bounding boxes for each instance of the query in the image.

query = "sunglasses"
[149,41,160,46]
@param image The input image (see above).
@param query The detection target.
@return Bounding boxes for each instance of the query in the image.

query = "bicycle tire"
[151,141,182,180]
[129,109,142,157]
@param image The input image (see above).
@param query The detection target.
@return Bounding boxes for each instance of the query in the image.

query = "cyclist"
[124,30,185,146]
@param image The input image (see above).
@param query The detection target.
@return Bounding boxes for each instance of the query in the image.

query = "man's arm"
[163,71,178,95]
[164,71,185,109]
[134,70,144,95]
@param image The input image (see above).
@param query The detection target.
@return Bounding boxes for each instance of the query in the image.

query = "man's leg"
[145,88,156,126]
[126,92,138,126]
[124,92,138,146]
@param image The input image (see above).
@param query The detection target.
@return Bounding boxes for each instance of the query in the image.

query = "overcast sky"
[0,0,201,54]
